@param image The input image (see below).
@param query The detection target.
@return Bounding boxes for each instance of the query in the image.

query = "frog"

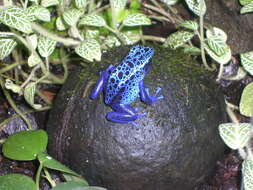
[90,45,163,125]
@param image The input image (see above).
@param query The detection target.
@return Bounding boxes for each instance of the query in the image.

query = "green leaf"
[241,2,253,14]
[164,30,195,49]
[104,35,121,48]
[41,0,59,7]
[0,38,17,60]
[84,29,99,39]
[2,129,48,160]
[206,27,227,42]
[183,45,201,55]
[38,152,80,176]
[3,0,13,6]
[26,6,51,22]
[204,43,231,64]
[75,39,101,62]
[28,53,41,67]
[79,14,106,27]
[52,182,107,190]
[0,6,33,34]
[179,20,198,31]
[239,82,253,117]
[185,0,206,16]
[75,0,87,9]
[0,174,36,190]
[242,159,253,190]
[27,34,38,50]
[63,173,89,186]
[239,0,253,5]
[122,13,151,26]
[160,0,178,6]
[24,82,42,109]
[110,0,127,10]
[63,9,83,26]
[38,37,57,57]
[56,16,68,31]
[219,123,252,150]
[5,79,21,94]
[130,0,141,9]
[119,31,141,45]
[240,51,253,76]
[206,36,227,57]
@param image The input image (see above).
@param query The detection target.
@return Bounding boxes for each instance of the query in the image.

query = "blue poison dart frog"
[90,45,163,125]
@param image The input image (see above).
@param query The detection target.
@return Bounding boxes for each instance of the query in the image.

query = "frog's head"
[128,45,154,68]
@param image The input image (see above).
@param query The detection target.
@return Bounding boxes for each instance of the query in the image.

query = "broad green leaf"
[52,182,107,190]
[5,79,21,94]
[0,6,33,34]
[183,45,201,55]
[204,43,231,64]
[26,6,51,22]
[206,36,227,57]
[75,39,101,62]
[219,123,252,150]
[24,82,42,109]
[240,51,253,76]
[130,0,141,9]
[75,0,86,9]
[28,53,41,67]
[239,0,253,5]
[206,27,228,42]
[38,37,57,57]
[63,174,89,186]
[63,9,83,26]
[164,31,195,49]
[0,38,17,60]
[0,174,36,190]
[41,0,59,7]
[38,152,80,176]
[185,0,206,16]
[161,0,178,6]
[56,16,67,31]
[79,14,106,27]
[2,129,48,160]
[241,2,253,14]
[122,13,151,26]
[104,35,121,48]
[239,82,253,117]
[242,159,253,190]
[179,20,198,31]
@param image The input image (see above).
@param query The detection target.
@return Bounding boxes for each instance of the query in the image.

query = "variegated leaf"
[206,27,228,42]
[75,0,86,9]
[242,159,253,190]
[164,31,195,49]
[75,39,101,62]
[3,0,13,6]
[38,37,57,57]
[26,6,51,22]
[119,31,141,45]
[183,45,201,55]
[27,34,38,50]
[122,13,151,26]
[185,0,206,16]
[41,0,59,7]
[240,51,253,76]
[79,14,106,27]
[179,20,198,31]
[160,0,178,6]
[204,43,231,65]
[85,29,99,39]
[63,9,83,26]
[24,82,42,109]
[56,16,67,31]
[104,35,121,48]
[239,82,253,117]
[0,39,17,60]
[110,0,127,10]
[5,79,21,94]
[241,2,253,14]
[0,6,33,34]
[239,0,253,5]
[28,53,41,67]
[206,36,227,57]
[219,123,252,150]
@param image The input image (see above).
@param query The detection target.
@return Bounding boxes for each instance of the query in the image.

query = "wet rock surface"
[47,46,226,190]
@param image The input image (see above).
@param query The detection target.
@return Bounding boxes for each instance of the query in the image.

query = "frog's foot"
[106,112,146,124]
[141,87,164,105]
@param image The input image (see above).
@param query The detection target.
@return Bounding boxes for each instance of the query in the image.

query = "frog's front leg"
[139,80,163,105]
[90,65,115,99]
[106,104,146,124]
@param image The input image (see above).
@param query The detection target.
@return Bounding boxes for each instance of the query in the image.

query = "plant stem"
[0,62,25,74]
[43,168,56,187]
[0,76,33,130]
[36,163,43,190]
[31,23,80,46]
[142,35,166,43]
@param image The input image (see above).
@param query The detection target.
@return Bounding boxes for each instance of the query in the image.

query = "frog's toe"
[145,88,150,95]
[155,87,162,95]
[157,95,164,100]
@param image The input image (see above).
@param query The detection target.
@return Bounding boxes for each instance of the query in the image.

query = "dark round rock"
[47,46,226,190]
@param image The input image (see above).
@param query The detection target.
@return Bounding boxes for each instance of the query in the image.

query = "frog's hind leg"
[106,104,146,125]
[90,65,115,99]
